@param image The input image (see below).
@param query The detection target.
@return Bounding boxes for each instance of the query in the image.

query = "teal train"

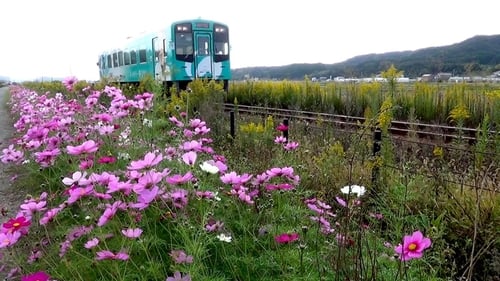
[97,19,231,91]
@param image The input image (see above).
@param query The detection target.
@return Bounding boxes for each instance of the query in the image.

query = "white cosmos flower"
[216,233,232,243]
[200,160,220,174]
[143,118,152,128]
[340,184,366,197]
[62,171,91,186]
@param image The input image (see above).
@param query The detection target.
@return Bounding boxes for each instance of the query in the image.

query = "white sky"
[1,0,498,81]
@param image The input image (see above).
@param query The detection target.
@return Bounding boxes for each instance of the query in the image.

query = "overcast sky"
[1,0,498,81]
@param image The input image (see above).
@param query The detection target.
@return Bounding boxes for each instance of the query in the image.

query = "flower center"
[408,243,417,251]
[12,222,20,227]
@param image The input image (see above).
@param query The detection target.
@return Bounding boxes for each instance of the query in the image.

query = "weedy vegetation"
[0,68,498,281]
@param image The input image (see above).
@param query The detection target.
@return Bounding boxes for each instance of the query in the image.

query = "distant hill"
[232,35,500,80]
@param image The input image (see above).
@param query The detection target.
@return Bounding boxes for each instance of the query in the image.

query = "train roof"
[97,18,228,55]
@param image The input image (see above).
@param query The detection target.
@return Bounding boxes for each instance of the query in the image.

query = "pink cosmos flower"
[131,186,161,210]
[116,251,131,260]
[194,126,210,135]
[95,250,129,261]
[220,171,253,185]
[284,141,299,151]
[0,231,22,248]
[34,148,61,167]
[181,151,197,166]
[265,167,295,178]
[181,140,203,151]
[127,152,163,170]
[166,271,191,281]
[92,113,114,123]
[195,190,216,200]
[165,172,193,185]
[164,189,189,208]
[20,200,47,215]
[27,250,43,264]
[95,250,115,260]
[189,118,206,128]
[1,144,24,164]
[40,207,63,225]
[170,249,194,264]
[205,219,224,232]
[62,76,78,91]
[275,232,299,244]
[97,205,119,227]
[21,271,50,281]
[79,159,94,170]
[183,129,194,138]
[67,186,94,204]
[265,183,294,191]
[394,230,432,261]
[84,238,99,249]
[66,140,99,155]
[133,170,164,193]
[335,196,347,207]
[121,228,143,238]
[274,136,287,144]
[168,116,184,127]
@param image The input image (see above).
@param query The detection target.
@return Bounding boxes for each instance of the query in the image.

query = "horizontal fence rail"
[222,103,498,143]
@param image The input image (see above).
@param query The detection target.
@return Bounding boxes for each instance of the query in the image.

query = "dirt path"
[0,86,25,279]
[0,86,23,213]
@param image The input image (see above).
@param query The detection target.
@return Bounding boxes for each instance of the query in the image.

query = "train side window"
[107,55,112,68]
[124,52,130,65]
[118,51,124,66]
[130,50,137,64]
[112,53,118,67]
[139,49,147,63]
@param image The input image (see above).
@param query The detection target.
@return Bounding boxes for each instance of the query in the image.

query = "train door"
[152,36,167,81]
[194,33,213,79]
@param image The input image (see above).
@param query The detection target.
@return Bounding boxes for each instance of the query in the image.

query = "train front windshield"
[214,24,229,62]
[175,23,194,62]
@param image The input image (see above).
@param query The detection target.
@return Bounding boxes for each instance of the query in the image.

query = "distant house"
[435,72,452,82]
[420,74,433,82]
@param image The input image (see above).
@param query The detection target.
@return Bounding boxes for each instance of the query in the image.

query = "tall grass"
[228,74,500,129]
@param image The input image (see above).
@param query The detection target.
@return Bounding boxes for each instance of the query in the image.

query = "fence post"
[371,127,382,185]
[230,111,235,140]
[283,119,289,141]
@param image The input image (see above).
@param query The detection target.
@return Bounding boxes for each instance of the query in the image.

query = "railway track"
[222,103,498,144]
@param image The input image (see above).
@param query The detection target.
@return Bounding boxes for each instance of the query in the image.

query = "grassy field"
[0,76,498,281]
[226,76,500,129]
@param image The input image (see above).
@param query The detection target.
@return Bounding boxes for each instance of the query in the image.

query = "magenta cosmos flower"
[275,232,299,244]
[276,123,288,132]
[21,271,50,281]
[394,230,432,261]
[3,216,31,234]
